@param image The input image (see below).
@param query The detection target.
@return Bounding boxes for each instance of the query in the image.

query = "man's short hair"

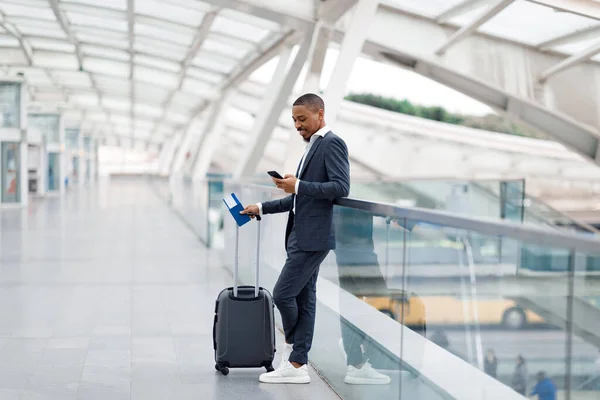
[293,93,324,113]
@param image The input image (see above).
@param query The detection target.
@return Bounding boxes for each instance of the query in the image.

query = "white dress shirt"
[257,125,330,216]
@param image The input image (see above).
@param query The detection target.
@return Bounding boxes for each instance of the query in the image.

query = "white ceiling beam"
[0,12,33,65]
[537,25,600,52]
[198,0,314,29]
[527,0,600,21]
[435,0,515,55]
[539,39,600,82]
[436,0,493,24]
[318,0,358,23]
[48,0,84,69]
[160,8,219,113]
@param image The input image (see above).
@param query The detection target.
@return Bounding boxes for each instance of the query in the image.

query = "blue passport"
[223,192,251,227]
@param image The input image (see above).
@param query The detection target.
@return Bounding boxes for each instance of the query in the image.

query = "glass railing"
[216,181,600,400]
[155,175,600,397]
[352,179,599,235]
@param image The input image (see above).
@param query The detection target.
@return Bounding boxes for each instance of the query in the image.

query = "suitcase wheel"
[216,363,229,376]
[265,364,274,372]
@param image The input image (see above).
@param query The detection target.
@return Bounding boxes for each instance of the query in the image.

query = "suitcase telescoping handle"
[233,214,261,298]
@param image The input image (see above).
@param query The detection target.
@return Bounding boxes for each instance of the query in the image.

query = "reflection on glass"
[572,249,600,400]
[1,142,20,203]
[0,83,20,128]
[405,218,573,399]
[47,152,59,191]
[29,114,60,143]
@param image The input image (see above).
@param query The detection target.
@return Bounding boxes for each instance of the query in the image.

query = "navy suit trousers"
[273,224,329,365]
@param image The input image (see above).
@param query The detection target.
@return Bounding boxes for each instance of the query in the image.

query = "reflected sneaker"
[344,361,391,385]
[278,343,293,369]
[259,360,310,384]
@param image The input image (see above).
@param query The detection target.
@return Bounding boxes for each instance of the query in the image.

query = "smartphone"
[267,170,284,179]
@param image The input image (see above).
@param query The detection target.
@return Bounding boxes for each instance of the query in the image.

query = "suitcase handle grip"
[233,214,261,298]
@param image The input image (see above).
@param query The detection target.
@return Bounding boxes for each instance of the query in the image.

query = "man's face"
[292,105,323,142]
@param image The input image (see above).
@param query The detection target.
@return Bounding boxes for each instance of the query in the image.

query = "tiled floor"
[0,178,339,400]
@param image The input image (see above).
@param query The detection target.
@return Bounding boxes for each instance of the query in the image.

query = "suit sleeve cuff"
[256,202,263,215]
[295,180,300,195]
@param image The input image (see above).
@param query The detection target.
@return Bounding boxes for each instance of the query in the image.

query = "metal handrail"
[335,197,600,255]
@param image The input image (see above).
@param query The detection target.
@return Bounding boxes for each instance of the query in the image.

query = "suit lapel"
[299,135,324,179]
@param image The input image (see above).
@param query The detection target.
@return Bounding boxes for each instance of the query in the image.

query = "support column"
[88,137,96,183]
[322,0,379,125]
[78,132,85,187]
[283,22,332,174]
[191,94,231,181]
[38,136,47,196]
[170,123,199,177]
[58,116,66,195]
[160,134,181,177]
[233,29,314,179]
[19,131,28,207]
[283,0,379,174]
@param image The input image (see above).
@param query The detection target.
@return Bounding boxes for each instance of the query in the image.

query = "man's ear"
[319,109,324,120]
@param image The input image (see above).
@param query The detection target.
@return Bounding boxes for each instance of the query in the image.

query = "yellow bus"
[361,293,544,329]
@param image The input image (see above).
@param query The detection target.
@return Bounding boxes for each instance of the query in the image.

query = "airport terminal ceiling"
[1,0,600,152]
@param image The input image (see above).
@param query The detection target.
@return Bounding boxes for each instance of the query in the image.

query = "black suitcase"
[213,215,276,376]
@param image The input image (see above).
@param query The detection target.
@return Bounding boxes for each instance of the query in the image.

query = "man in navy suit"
[241,93,350,384]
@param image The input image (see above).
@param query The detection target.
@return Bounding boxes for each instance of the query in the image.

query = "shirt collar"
[308,125,330,143]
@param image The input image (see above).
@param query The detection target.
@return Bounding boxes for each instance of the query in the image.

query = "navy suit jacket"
[262,131,350,251]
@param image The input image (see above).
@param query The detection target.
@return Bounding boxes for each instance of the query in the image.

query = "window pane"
[0,35,19,47]
[76,33,129,50]
[84,57,129,78]
[53,71,92,89]
[33,51,79,70]
[134,103,162,118]
[15,25,66,39]
[0,3,55,20]
[134,82,170,104]
[192,51,237,74]
[219,8,281,32]
[135,23,193,46]
[208,33,255,52]
[66,12,127,32]
[29,113,60,142]
[185,67,224,84]
[0,83,20,128]
[476,1,600,46]
[135,0,206,27]
[81,44,130,61]
[211,15,269,42]
[70,91,99,106]
[28,38,75,53]
[61,0,126,12]
[134,40,186,62]
[134,66,178,89]
[65,128,79,149]
[134,54,180,73]
[202,38,247,60]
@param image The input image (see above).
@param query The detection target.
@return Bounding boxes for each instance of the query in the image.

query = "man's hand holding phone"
[268,171,297,194]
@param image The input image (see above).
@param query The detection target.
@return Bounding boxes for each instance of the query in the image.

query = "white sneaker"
[344,361,391,385]
[259,360,310,384]
[278,343,293,369]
